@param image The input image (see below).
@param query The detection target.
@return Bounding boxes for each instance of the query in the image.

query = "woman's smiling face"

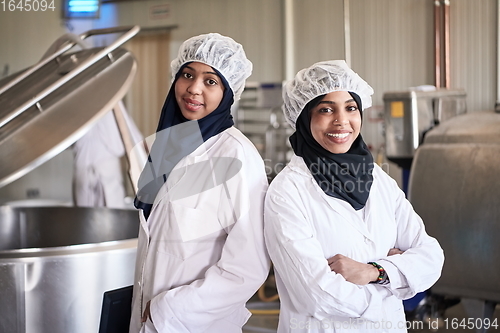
[310,91,362,154]
[175,62,225,120]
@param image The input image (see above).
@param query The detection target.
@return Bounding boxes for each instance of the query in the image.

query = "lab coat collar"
[287,154,312,176]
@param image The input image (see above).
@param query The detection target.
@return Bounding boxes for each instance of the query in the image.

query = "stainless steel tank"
[0,206,139,333]
[409,110,500,320]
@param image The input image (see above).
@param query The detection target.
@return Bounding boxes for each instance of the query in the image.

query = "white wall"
[0,0,66,74]
[451,0,497,112]
[101,0,284,82]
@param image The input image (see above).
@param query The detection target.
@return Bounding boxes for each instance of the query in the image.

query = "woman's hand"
[388,248,404,256]
[327,254,379,285]
[327,249,404,285]
[141,301,152,323]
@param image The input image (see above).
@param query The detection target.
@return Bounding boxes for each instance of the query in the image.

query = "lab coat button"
[364,237,369,243]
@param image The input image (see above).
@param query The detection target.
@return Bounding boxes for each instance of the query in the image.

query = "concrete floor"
[243,300,500,333]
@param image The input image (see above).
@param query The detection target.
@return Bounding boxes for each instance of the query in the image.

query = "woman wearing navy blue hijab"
[130,33,270,333]
[134,61,235,219]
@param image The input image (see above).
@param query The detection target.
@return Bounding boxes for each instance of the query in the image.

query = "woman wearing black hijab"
[264,60,444,333]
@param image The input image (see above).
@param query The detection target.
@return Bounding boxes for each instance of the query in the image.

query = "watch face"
[379,276,390,285]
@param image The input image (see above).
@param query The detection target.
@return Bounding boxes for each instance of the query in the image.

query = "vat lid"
[0,26,139,188]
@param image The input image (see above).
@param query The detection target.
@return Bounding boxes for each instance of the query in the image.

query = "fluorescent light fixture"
[64,0,101,19]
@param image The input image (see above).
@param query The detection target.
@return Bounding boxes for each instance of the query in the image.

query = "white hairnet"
[171,33,252,102]
[282,60,374,129]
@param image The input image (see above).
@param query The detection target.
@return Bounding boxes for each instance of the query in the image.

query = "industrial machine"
[384,88,466,169]
[0,26,144,333]
[236,82,291,181]
[409,111,500,330]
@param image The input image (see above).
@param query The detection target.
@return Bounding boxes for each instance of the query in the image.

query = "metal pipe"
[496,0,500,112]
[78,25,138,39]
[344,0,351,66]
[112,101,147,194]
[434,0,442,88]
[284,0,295,81]
[0,26,140,129]
[443,0,451,88]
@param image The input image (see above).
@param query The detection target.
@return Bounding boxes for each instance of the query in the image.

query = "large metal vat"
[0,206,139,333]
[0,26,144,333]
[409,111,500,323]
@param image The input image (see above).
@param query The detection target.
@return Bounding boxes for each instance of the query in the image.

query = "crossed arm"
[327,248,404,285]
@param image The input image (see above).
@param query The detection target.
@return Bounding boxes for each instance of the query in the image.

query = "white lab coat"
[130,126,271,333]
[73,110,143,208]
[264,155,444,333]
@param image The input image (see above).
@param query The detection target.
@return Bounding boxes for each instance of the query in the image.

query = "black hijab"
[134,63,234,219]
[289,92,374,210]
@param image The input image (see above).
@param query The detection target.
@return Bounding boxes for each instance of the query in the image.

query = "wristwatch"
[368,262,390,285]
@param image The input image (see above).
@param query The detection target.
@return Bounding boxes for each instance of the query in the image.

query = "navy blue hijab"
[289,92,374,210]
[134,63,234,219]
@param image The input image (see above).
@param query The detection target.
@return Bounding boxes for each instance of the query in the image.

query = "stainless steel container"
[0,206,139,333]
[0,27,143,333]
[383,88,466,168]
[409,111,500,317]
